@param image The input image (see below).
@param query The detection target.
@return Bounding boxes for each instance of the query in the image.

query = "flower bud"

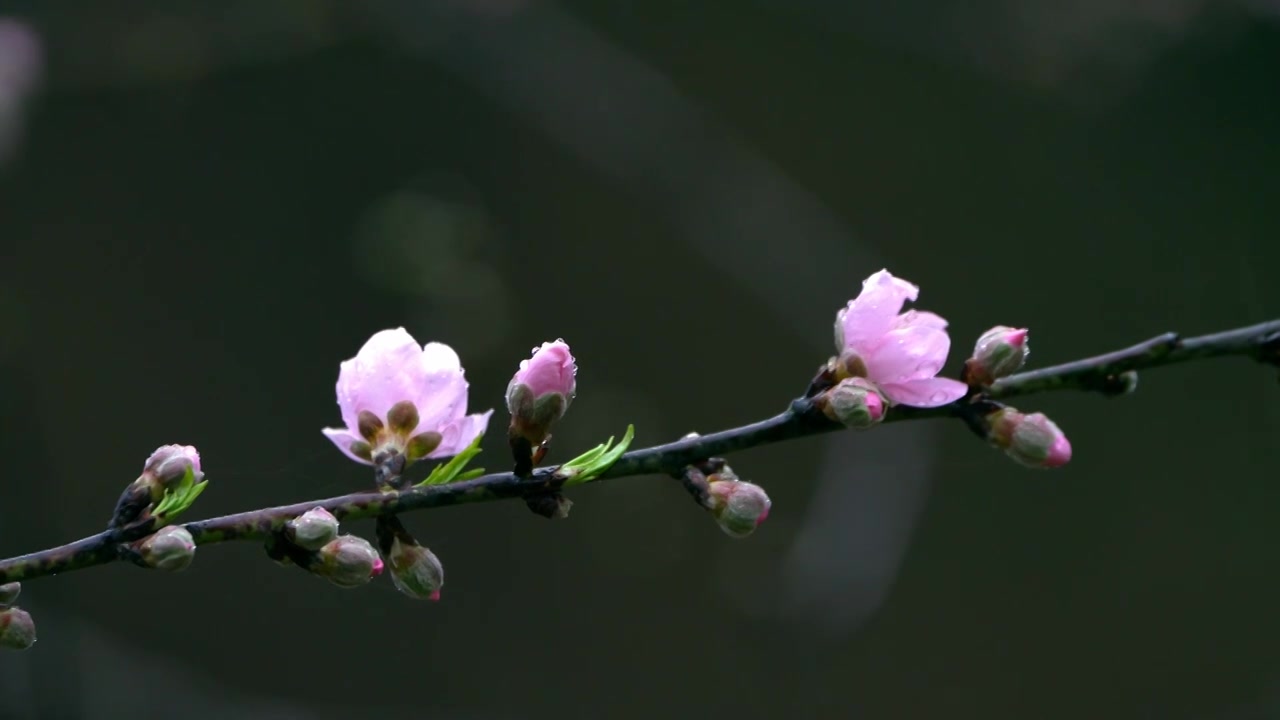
[315,535,383,588]
[387,537,444,601]
[142,444,203,492]
[111,444,205,529]
[706,480,772,538]
[0,607,35,650]
[286,507,339,551]
[506,340,577,447]
[988,408,1072,468]
[0,583,19,608]
[136,526,196,572]
[965,326,1029,385]
[817,377,886,428]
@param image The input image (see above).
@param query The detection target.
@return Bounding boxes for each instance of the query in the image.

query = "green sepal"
[416,433,485,487]
[556,424,635,487]
[152,466,209,523]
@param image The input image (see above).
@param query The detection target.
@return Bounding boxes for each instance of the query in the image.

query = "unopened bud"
[525,492,573,519]
[286,507,339,551]
[988,408,1072,468]
[966,326,1029,385]
[136,526,196,572]
[818,377,886,428]
[707,480,772,538]
[0,607,35,650]
[316,535,383,588]
[0,583,19,607]
[507,340,577,447]
[142,444,203,492]
[388,537,444,601]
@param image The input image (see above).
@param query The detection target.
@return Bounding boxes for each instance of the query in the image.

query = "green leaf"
[556,424,635,487]
[152,466,209,523]
[415,433,485,487]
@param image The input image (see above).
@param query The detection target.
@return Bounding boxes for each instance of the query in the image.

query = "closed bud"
[316,535,383,588]
[507,340,577,447]
[109,444,205,530]
[966,326,1029,385]
[286,507,339,551]
[988,408,1072,468]
[0,607,35,650]
[817,377,886,428]
[0,583,19,608]
[707,480,772,538]
[388,537,444,601]
[136,526,196,572]
[142,444,203,492]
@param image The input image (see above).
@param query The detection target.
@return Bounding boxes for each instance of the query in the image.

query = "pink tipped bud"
[0,583,19,608]
[286,507,340,551]
[141,444,203,496]
[506,340,577,447]
[387,537,444,601]
[136,526,196,572]
[0,607,36,650]
[817,377,887,428]
[988,408,1072,468]
[966,326,1029,385]
[315,535,382,588]
[707,480,772,538]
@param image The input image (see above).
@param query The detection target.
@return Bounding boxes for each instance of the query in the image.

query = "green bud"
[0,607,36,650]
[286,507,339,551]
[388,537,444,601]
[136,526,196,572]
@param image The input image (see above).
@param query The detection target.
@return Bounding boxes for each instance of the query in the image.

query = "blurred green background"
[0,2,1277,718]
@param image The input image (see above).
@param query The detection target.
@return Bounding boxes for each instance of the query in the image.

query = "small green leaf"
[416,433,485,487]
[152,467,209,523]
[454,467,486,482]
[557,424,635,486]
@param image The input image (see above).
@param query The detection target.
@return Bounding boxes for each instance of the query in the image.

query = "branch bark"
[1,319,1275,585]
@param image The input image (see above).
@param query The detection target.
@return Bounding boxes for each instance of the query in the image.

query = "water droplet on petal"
[930,391,949,403]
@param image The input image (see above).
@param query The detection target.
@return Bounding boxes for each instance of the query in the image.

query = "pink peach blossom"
[508,340,576,404]
[505,339,577,448]
[321,328,492,465]
[834,270,968,408]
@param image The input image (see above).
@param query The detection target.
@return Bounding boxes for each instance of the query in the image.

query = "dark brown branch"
[0,318,1275,585]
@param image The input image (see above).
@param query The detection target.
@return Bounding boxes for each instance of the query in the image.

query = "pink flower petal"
[513,341,577,399]
[410,342,470,431]
[433,409,494,458]
[890,309,948,332]
[837,270,920,352]
[335,328,423,431]
[863,325,952,384]
[321,428,373,466]
[879,377,968,407]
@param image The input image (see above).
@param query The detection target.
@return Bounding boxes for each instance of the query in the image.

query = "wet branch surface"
[1,319,1275,584]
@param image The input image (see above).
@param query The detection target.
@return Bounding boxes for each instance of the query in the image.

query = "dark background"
[0,2,1277,718]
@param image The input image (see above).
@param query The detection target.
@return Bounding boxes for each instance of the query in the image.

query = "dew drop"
[929,391,949,403]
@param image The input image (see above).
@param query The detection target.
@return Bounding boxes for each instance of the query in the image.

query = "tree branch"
[1,319,1275,585]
